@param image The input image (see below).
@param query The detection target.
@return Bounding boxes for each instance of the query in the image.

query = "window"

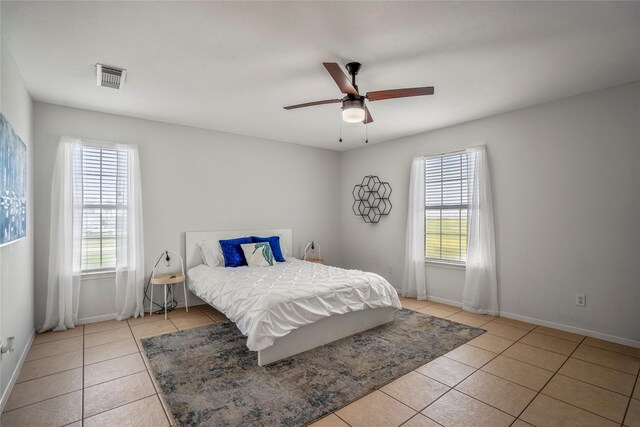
[424,151,468,264]
[79,144,128,272]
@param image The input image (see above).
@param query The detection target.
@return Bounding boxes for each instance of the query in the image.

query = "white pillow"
[241,242,276,267]
[198,238,223,267]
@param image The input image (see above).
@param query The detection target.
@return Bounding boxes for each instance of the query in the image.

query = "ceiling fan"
[283,62,434,124]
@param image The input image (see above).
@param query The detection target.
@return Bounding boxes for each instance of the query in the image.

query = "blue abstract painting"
[0,114,27,246]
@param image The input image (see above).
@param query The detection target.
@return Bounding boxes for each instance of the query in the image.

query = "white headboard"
[185,228,293,271]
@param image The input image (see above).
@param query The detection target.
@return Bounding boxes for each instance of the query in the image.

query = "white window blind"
[425,152,468,264]
[79,145,128,272]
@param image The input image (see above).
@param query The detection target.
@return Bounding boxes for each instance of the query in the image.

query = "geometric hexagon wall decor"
[352,175,392,223]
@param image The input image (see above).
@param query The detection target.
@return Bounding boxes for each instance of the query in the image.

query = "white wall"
[33,103,342,325]
[341,81,640,343]
[0,41,34,404]
[29,79,640,345]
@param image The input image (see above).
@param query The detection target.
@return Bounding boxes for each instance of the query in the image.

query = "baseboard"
[55,298,640,349]
[422,293,640,349]
[499,311,640,349]
[0,329,35,413]
[76,301,192,325]
[395,288,464,308]
[425,295,463,308]
[77,313,117,324]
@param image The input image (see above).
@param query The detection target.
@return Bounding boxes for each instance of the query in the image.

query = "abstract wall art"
[0,114,27,246]
[352,175,392,224]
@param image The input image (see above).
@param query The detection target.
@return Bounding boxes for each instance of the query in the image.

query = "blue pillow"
[251,235,285,262]
[219,237,252,267]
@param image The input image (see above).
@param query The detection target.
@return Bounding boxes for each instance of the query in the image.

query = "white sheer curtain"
[463,145,499,314]
[401,156,427,300]
[114,143,145,320]
[41,137,83,332]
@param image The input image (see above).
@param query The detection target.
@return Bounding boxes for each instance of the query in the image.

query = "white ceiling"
[3,1,640,151]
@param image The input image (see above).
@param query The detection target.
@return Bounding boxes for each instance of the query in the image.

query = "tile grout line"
[14,363,83,385]
[30,333,84,346]
[1,389,82,414]
[24,347,83,363]
[377,387,431,414]
[396,307,638,426]
[82,317,157,423]
[535,388,628,424]
[84,368,148,389]
[83,385,156,421]
[447,333,526,420]
[398,412,445,427]
[449,387,526,420]
[81,324,85,427]
[407,331,520,423]
[531,327,584,343]
[142,369,174,425]
[441,329,627,425]
[510,332,637,423]
[83,323,130,336]
[466,367,541,393]
[551,372,635,398]
[83,346,140,367]
[332,411,354,427]
[453,363,632,422]
[441,350,545,373]
[506,330,578,357]
[5,311,210,425]
[621,373,639,426]
[522,335,637,360]
[413,364,474,389]
[499,340,637,376]
[565,351,639,376]
[424,326,558,423]
[512,334,590,423]
[380,307,639,425]
[497,348,634,377]
[417,384,515,424]
[129,313,173,425]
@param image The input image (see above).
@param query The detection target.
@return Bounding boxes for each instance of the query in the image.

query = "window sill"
[81,270,116,281]
[424,260,466,270]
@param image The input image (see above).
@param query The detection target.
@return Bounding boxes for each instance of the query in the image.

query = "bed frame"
[185,228,395,366]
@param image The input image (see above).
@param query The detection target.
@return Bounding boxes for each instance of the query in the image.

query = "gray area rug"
[141,309,484,427]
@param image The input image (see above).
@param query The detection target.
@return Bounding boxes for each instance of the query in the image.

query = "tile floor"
[1,299,639,427]
[1,304,225,427]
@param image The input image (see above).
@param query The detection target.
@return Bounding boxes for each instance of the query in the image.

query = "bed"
[185,228,401,366]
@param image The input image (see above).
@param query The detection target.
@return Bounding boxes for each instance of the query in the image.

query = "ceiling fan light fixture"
[342,99,365,123]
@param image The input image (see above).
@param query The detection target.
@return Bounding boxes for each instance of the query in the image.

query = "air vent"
[96,64,126,89]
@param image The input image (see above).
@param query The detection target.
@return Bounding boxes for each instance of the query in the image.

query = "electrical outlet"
[576,294,586,307]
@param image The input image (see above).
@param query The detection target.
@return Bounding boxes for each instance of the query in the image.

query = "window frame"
[78,140,128,275]
[423,150,468,268]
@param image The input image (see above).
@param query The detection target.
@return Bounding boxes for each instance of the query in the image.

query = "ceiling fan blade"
[283,99,342,110]
[363,106,373,124]
[323,62,357,95]
[366,87,434,102]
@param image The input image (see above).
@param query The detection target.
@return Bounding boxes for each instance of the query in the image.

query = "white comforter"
[188,258,401,351]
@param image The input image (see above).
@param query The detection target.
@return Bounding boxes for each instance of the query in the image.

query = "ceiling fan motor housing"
[343,98,364,110]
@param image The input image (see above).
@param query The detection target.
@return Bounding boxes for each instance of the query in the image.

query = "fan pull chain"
[339,112,343,143]
[365,122,368,144]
